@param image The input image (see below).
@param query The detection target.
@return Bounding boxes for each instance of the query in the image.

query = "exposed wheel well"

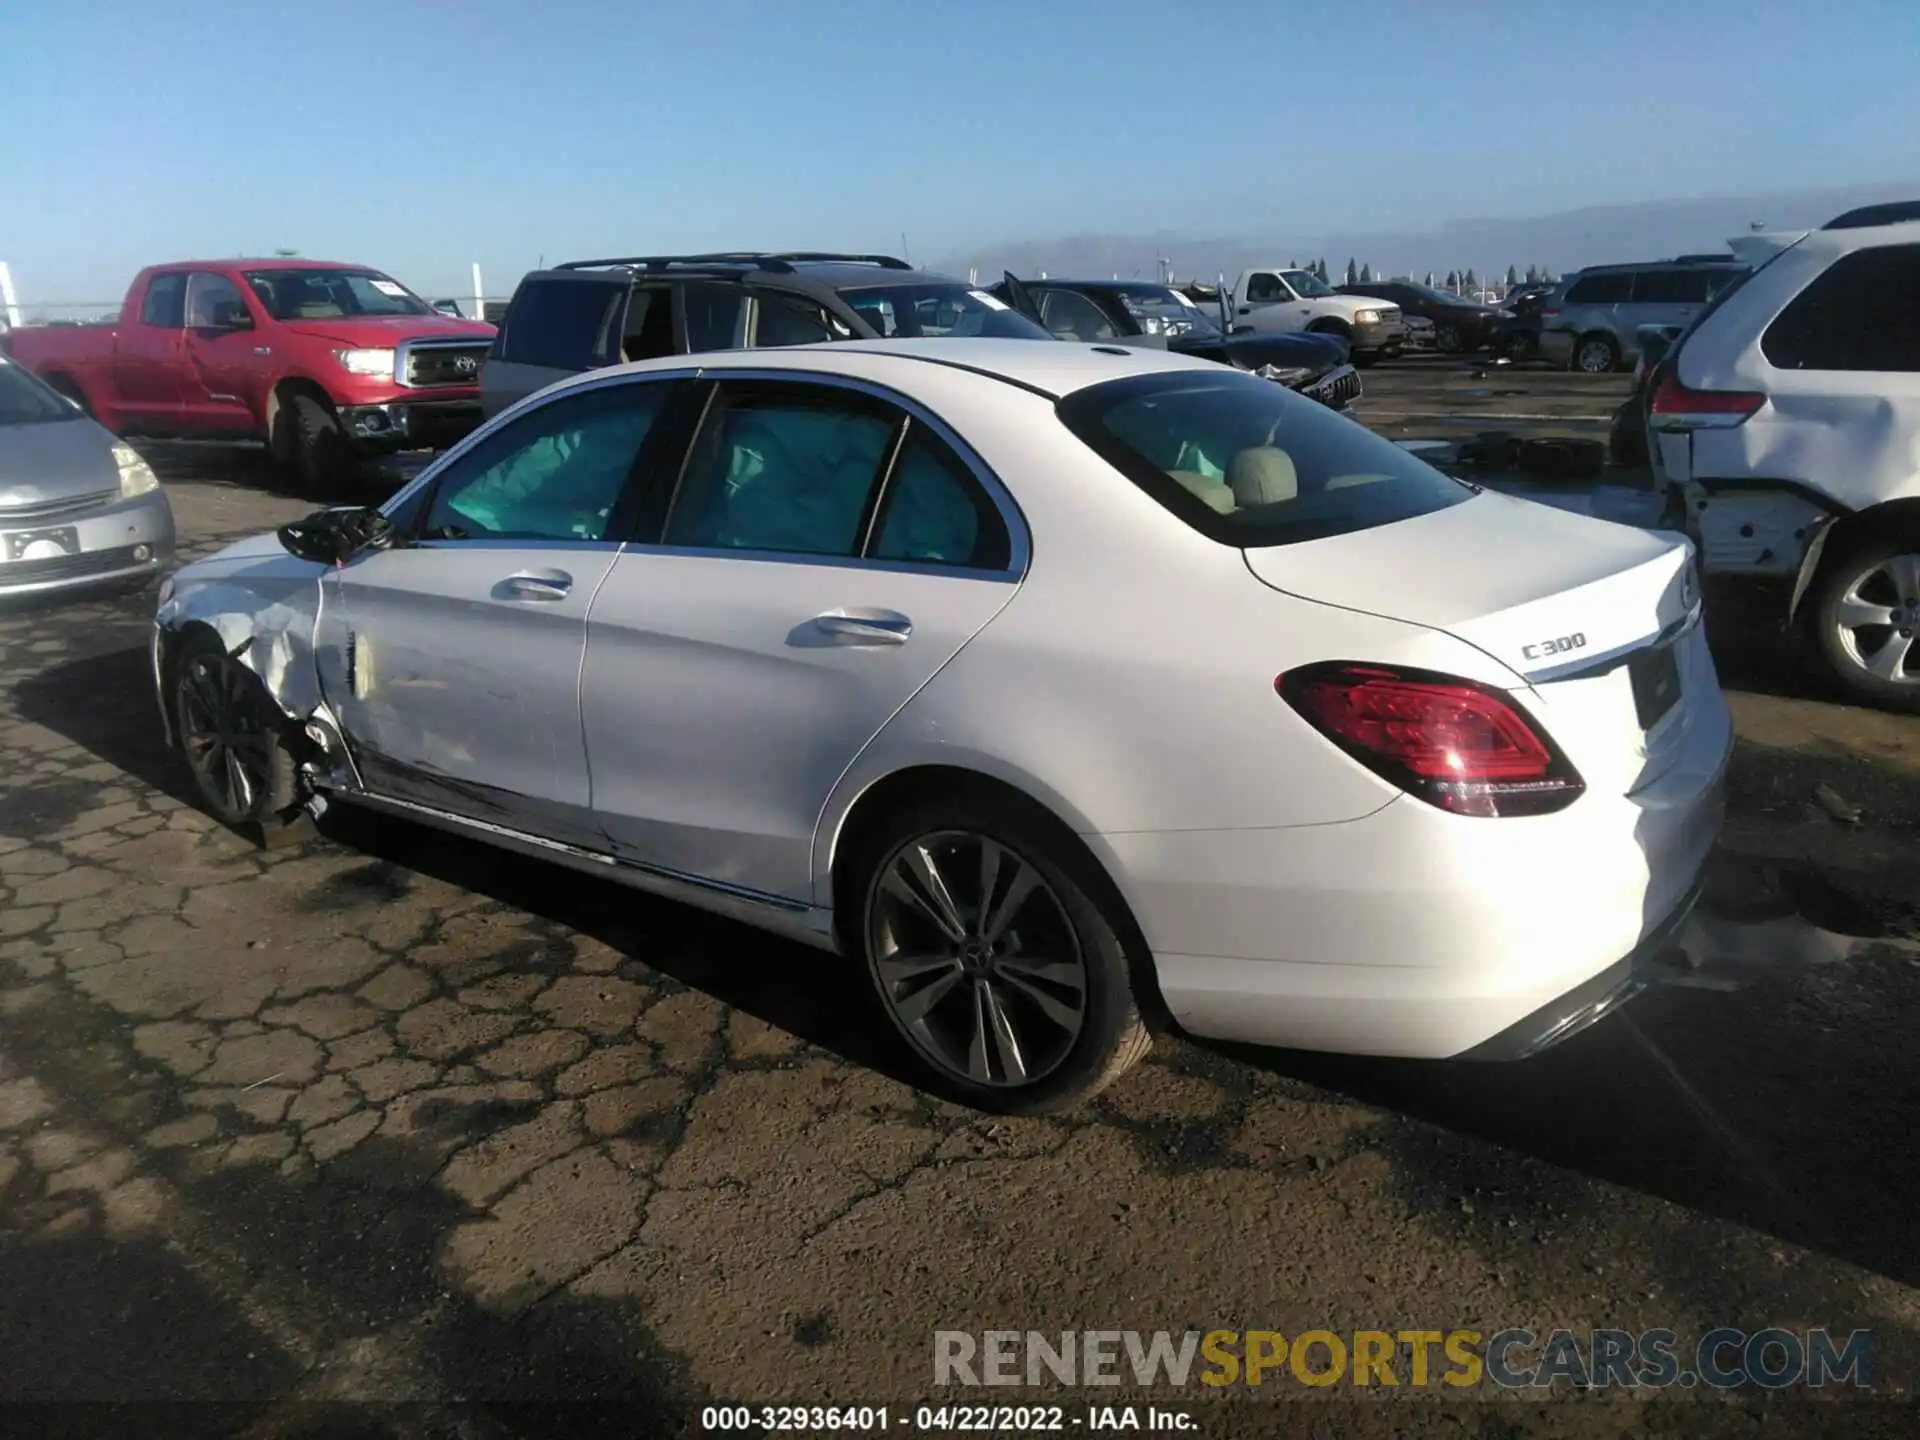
[1307,317,1351,338]
[1794,497,1920,620]
[42,371,92,413]
[827,764,1171,1029]
[265,378,335,440]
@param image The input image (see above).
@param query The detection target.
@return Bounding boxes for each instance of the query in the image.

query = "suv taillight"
[1649,370,1764,429]
[1277,663,1585,818]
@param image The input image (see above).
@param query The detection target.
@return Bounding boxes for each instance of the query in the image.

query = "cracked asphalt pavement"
[4,367,1920,1438]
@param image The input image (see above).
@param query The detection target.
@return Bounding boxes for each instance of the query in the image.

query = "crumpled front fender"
[153,561,328,748]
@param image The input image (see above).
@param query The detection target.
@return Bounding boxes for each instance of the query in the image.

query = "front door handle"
[498,569,573,601]
[811,611,912,644]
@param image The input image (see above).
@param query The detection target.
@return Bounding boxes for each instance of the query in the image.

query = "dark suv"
[479,252,1051,417]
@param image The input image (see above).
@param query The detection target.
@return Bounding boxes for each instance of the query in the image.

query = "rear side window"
[1058,371,1474,548]
[1564,272,1633,305]
[498,279,626,370]
[869,426,1011,570]
[141,274,187,328]
[1762,244,1920,372]
[682,283,748,352]
[664,383,894,556]
[1632,269,1714,304]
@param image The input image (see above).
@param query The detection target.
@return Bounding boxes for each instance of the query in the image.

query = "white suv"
[1649,216,1920,707]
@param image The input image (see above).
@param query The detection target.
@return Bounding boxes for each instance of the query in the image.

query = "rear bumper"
[339,397,483,452]
[1096,673,1733,1060]
[0,490,176,598]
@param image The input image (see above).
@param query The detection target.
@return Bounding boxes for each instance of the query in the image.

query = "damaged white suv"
[1649,214,1920,707]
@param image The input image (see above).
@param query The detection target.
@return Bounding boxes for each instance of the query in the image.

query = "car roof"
[536,256,967,291]
[549,336,1221,400]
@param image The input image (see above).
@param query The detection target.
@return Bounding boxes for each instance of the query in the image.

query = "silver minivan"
[1540,259,1747,373]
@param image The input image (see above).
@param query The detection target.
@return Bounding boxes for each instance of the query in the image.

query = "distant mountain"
[938,180,1920,284]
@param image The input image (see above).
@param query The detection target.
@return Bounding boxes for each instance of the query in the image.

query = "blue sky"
[3,0,1917,304]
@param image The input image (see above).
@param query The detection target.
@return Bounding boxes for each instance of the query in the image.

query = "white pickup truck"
[1218,267,1408,366]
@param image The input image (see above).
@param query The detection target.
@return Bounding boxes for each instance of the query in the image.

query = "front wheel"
[1434,324,1462,354]
[170,633,307,837]
[851,793,1151,1115]
[1811,542,1920,709]
[273,392,351,500]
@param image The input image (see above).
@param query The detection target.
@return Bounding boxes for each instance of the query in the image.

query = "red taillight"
[1540,308,1560,321]
[1276,663,1585,818]
[1649,370,1764,428]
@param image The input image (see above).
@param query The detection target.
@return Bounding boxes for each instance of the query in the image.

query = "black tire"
[1570,333,1620,375]
[1608,398,1649,467]
[170,631,308,840]
[274,392,350,499]
[1517,436,1606,481]
[1351,350,1380,369]
[1809,537,1920,711]
[845,789,1151,1115]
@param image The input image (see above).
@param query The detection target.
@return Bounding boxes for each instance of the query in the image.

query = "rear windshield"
[1057,370,1475,548]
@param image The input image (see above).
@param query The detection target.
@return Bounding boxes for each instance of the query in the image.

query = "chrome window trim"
[381,362,1033,579]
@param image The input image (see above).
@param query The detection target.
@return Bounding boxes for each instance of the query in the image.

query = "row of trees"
[1286,258,1560,292]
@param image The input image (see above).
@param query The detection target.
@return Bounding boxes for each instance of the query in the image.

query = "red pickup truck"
[2,260,496,495]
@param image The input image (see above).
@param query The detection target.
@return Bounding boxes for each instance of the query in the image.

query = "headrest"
[1227,446,1298,506]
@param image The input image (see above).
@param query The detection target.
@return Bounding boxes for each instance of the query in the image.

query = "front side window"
[664,384,895,556]
[498,278,627,369]
[1280,269,1335,298]
[243,268,433,320]
[1762,245,1920,373]
[1037,289,1120,342]
[869,426,1011,570]
[420,382,669,543]
[1057,370,1475,548]
[185,272,250,328]
[141,274,187,328]
[1245,273,1286,302]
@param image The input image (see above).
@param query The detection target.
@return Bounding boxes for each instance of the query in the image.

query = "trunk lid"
[1244,491,1703,795]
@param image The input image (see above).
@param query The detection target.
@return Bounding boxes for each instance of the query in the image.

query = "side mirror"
[211,300,253,330]
[276,507,396,564]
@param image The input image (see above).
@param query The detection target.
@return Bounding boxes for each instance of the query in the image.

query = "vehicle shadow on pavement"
[1211,828,1920,1296]
[136,441,424,503]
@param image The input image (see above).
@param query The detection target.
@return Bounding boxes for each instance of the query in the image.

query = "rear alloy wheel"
[1814,544,1920,709]
[857,799,1149,1114]
[171,634,305,838]
[1572,334,1620,374]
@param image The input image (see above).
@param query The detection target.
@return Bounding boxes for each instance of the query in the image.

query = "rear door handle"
[811,611,912,644]
[498,569,573,601]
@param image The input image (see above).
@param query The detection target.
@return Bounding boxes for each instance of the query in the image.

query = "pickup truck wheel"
[278,393,350,499]
[1811,540,1920,711]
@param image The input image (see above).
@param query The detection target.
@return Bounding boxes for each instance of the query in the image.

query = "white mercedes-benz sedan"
[153,338,1732,1113]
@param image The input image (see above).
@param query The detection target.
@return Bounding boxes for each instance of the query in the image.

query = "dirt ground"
[3,360,1918,1438]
